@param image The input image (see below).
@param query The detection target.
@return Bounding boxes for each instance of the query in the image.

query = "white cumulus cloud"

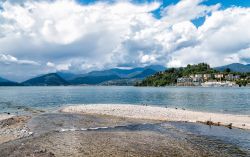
[0,0,249,81]
[46,61,71,71]
[0,54,39,65]
[167,6,250,67]
[161,0,220,23]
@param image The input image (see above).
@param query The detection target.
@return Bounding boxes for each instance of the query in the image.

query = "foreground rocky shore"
[0,104,249,157]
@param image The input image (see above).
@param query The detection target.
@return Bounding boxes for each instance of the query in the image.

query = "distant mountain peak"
[227,63,244,66]
[132,68,157,79]
[215,63,250,72]
[0,77,20,86]
[0,77,10,83]
[22,73,69,86]
[144,65,166,71]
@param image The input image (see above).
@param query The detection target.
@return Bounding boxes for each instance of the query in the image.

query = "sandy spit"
[61,104,250,130]
[0,114,13,121]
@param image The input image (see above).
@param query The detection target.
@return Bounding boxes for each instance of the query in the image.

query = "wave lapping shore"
[61,104,250,130]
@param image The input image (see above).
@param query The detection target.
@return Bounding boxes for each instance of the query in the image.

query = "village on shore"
[137,63,250,87]
[177,73,246,87]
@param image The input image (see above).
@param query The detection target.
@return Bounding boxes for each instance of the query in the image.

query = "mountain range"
[0,65,166,86]
[214,63,250,72]
[64,65,165,85]
[1,63,249,86]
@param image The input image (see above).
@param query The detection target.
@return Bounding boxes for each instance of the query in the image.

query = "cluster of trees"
[135,68,179,86]
[136,63,214,86]
[136,63,250,87]
[236,80,249,87]
[223,68,250,79]
[223,68,250,87]
[182,63,217,76]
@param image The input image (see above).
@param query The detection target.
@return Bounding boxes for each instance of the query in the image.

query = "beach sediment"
[0,115,32,144]
[0,111,249,156]
[61,104,250,130]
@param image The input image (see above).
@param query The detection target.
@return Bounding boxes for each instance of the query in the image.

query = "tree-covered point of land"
[136,63,216,86]
[135,68,182,87]
[136,63,250,87]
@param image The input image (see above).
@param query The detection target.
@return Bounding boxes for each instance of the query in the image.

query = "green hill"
[215,63,250,72]
[136,63,217,86]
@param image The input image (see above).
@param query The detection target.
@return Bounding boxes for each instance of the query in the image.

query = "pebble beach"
[61,104,250,130]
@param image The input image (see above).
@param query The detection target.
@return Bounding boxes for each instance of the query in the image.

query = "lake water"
[0,86,250,115]
[1,86,250,155]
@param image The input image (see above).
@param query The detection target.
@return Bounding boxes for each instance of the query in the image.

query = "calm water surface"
[0,86,250,115]
[1,86,250,154]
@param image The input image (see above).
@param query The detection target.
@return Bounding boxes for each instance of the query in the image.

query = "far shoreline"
[1,85,250,87]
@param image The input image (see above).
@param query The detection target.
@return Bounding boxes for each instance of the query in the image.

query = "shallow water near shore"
[26,113,250,156]
[0,86,250,115]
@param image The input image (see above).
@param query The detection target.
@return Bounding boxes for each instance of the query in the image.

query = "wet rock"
[48,152,56,157]
[217,122,221,126]
[206,120,214,126]
[228,123,233,129]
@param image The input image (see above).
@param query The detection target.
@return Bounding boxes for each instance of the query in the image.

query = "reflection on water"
[0,86,250,115]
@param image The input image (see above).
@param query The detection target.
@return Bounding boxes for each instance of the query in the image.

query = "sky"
[0,0,250,81]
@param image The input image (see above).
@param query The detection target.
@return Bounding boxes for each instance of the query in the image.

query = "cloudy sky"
[0,0,250,81]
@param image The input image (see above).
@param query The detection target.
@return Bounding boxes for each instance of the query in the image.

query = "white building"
[214,74,224,79]
[225,74,240,80]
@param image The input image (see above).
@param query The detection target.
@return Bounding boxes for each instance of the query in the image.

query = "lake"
[1,86,250,156]
[0,86,250,115]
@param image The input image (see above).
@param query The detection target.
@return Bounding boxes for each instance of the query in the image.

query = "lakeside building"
[189,74,195,78]
[195,74,203,78]
[177,73,244,86]
[214,74,224,79]
[192,77,203,86]
[203,74,212,81]
[177,76,203,86]
[225,74,240,81]
[177,77,194,86]
[190,74,211,84]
